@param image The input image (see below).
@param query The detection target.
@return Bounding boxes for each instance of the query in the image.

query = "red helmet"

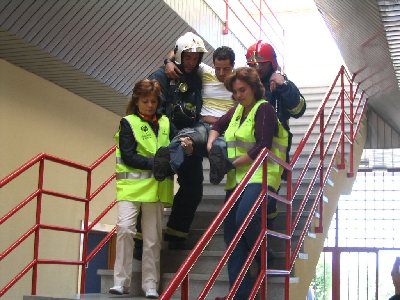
[246,41,277,70]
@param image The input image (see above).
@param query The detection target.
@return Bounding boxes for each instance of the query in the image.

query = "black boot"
[153,146,174,181]
[208,145,233,185]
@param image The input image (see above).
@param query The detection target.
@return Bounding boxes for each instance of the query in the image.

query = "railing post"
[332,250,341,300]
[348,80,355,177]
[338,67,346,169]
[181,275,189,300]
[223,0,229,34]
[316,104,325,233]
[79,170,92,294]
[261,158,267,300]
[285,169,292,300]
[32,159,45,295]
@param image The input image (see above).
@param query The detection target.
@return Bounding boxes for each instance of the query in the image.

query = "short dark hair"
[213,46,235,66]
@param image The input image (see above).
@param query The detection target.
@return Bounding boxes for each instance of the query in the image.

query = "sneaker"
[208,145,227,185]
[153,146,174,181]
[109,285,129,295]
[145,288,159,298]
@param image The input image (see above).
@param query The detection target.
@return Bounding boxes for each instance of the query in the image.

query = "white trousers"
[113,200,164,292]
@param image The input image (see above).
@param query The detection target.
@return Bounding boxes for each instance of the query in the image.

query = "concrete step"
[269,230,317,253]
[161,250,228,274]
[161,272,229,299]
[161,272,299,299]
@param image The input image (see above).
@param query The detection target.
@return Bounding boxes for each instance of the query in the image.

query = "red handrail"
[159,65,368,300]
[223,0,285,64]
[0,145,117,297]
[1,65,368,299]
[160,149,291,300]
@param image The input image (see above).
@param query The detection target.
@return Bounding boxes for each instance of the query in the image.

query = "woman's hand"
[180,137,193,155]
[232,154,252,168]
[165,62,182,80]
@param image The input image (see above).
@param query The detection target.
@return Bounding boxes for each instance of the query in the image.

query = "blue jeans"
[169,122,227,172]
[224,183,262,300]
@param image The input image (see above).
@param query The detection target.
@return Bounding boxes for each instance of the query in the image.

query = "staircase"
[23,85,367,300]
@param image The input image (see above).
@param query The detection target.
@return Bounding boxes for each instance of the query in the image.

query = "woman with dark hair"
[207,67,288,300]
[110,79,174,298]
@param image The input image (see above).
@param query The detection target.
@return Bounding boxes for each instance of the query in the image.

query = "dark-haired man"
[153,46,237,249]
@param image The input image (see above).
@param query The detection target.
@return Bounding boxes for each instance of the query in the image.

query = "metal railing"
[0,146,117,297]
[159,65,368,299]
[222,0,285,67]
[1,65,368,299]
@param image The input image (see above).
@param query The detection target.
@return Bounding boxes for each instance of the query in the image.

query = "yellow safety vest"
[225,100,288,191]
[115,114,173,206]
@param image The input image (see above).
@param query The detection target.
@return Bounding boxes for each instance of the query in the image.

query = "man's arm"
[271,73,306,119]
[164,51,182,79]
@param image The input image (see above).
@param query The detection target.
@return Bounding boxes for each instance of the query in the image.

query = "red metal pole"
[339,67,346,169]
[284,165,292,300]
[332,250,341,300]
[260,159,267,300]
[223,0,229,34]
[80,170,92,294]
[316,105,325,233]
[348,81,354,177]
[375,253,379,300]
[32,159,44,295]
[181,275,189,300]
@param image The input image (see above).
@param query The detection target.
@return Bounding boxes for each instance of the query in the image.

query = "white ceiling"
[315,0,400,134]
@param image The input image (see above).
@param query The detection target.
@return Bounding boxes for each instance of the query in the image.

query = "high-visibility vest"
[225,99,288,191]
[114,114,173,206]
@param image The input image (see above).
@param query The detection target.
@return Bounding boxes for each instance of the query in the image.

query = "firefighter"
[149,32,208,250]
[246,40,306,224]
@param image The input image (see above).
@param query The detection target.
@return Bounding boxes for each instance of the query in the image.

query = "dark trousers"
[224,184,262,300]
[224,184,276,300]
[165,153,204,241]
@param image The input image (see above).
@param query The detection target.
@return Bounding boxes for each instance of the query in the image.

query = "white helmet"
[174,32,208,64]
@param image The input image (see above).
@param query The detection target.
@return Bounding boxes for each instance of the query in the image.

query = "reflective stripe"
[229,155,280,167]
[166,227,189,238]
[228,140,286,153]
[116,157,124,164]
[288,96,305,115]
[267,211,279,219]
[116,171,153,180]
[227,140,255,150]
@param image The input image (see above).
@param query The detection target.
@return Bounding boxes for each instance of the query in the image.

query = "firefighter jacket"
[149,65,203,130]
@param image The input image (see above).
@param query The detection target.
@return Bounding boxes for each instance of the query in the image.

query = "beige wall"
[0,59,121,299]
